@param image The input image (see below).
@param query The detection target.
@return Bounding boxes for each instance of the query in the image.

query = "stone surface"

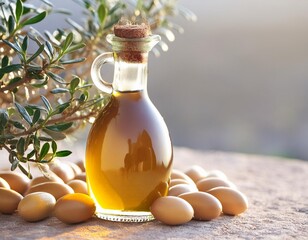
[0,147,307,239]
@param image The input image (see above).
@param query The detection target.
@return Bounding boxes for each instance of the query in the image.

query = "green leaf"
[27,104,47,112]
[70,77,80,92]
[33,135,40,151]
[25,135,31,148]
[18,163,32,179]
[62,32,73,53]
[83,0,92,10]
[21,11,47,27]
[54,102,70,114]
[47,71,65,84]
[98,3,108,25]
[7,107,15,116]
[32,109,40,124]
[41,0,53,7]
[50,88,69,94]
[17,137,25,155]
[66,18,85,32]
[55,150,72,157]
[0,25,6,33]
[84,97,104,108]
[65,43,85,54]
[27,65,43,71]
[1,56,9,67]
[38,136,53,141]
[39,142,50,160]
[23,4,35,15]
[11,158,19,171]
[8,15,15,34]
[0,64,23,75]
[0,109,9,129]
[40,95,52,112]
[109,2,125,15]
[13,121,25,130]
[79,93,86,102]
[15,102,32,125]
[0,134,15,140]
[44,30,61,45]
[45,122,73,132]
[49,65,65,70]
[2,39,22,53]
[8,4,16,19]
[45,41,54,59]
[9,153,15,164]
[7,139,18,145]
[27,150,35,159]
[30,78,48,88]
[53,8,71,15]
[16,0,24,22]
[51,140,57,153]
[26,44,45,63]
[8,77,22,86]
[25,106,34,116]
[60,57,85,65]
[22,36,28,52]
[42,128,66,140]
[76,84,92,90]
[18,157,28,163]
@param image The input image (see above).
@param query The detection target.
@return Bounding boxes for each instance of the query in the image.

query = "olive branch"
[0,0,195,177]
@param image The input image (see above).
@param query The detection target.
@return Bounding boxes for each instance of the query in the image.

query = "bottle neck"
[112,54,148,93]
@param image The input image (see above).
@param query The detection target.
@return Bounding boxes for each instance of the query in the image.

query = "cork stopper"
[112,20,152,63]
[114,22,150,39]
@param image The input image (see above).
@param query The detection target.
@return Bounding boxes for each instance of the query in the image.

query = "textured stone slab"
[0,147,307,239]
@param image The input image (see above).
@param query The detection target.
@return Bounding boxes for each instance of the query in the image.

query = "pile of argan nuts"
[0,160,93,224]
[151,166,248,225]
[0,162,248,225]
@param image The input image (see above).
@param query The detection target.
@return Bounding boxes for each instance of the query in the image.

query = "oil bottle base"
[95,209,155,222]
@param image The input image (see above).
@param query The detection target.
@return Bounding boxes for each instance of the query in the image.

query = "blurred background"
[46,0,308,160]
[153,0,308,160]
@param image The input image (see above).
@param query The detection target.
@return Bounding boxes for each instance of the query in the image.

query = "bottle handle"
[91,52,114,94]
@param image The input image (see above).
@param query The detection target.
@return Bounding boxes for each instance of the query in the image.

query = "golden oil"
[86,90,173,221]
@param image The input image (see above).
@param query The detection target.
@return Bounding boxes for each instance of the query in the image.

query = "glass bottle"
[85,24,173,222]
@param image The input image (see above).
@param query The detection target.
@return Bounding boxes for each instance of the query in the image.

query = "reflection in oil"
[124,130,157,172]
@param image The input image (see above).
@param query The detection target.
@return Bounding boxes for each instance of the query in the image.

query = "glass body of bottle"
[85,34,173,222]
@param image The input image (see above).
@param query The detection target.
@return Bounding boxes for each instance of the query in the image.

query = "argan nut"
[0,177,10,189]
[74,173,86,182]
[0,172,30,195]
[29,175,64,188]
[185,165,208,183]
[54,193,96,224]
[67,179,88,194]
[0,188,23,214]
[25,182,74,200]
[65,161,82,176]
[150,196,194,225]
[179,192,222,221]
[171,169,195,185]
[169,179,193,188]
[168,184,197,197]
[75,160,85,172]
[18,192,56,222]
[196,177,236,192]
[207,187,248,215]
[206,170,228,180]
[50,162,75,183]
